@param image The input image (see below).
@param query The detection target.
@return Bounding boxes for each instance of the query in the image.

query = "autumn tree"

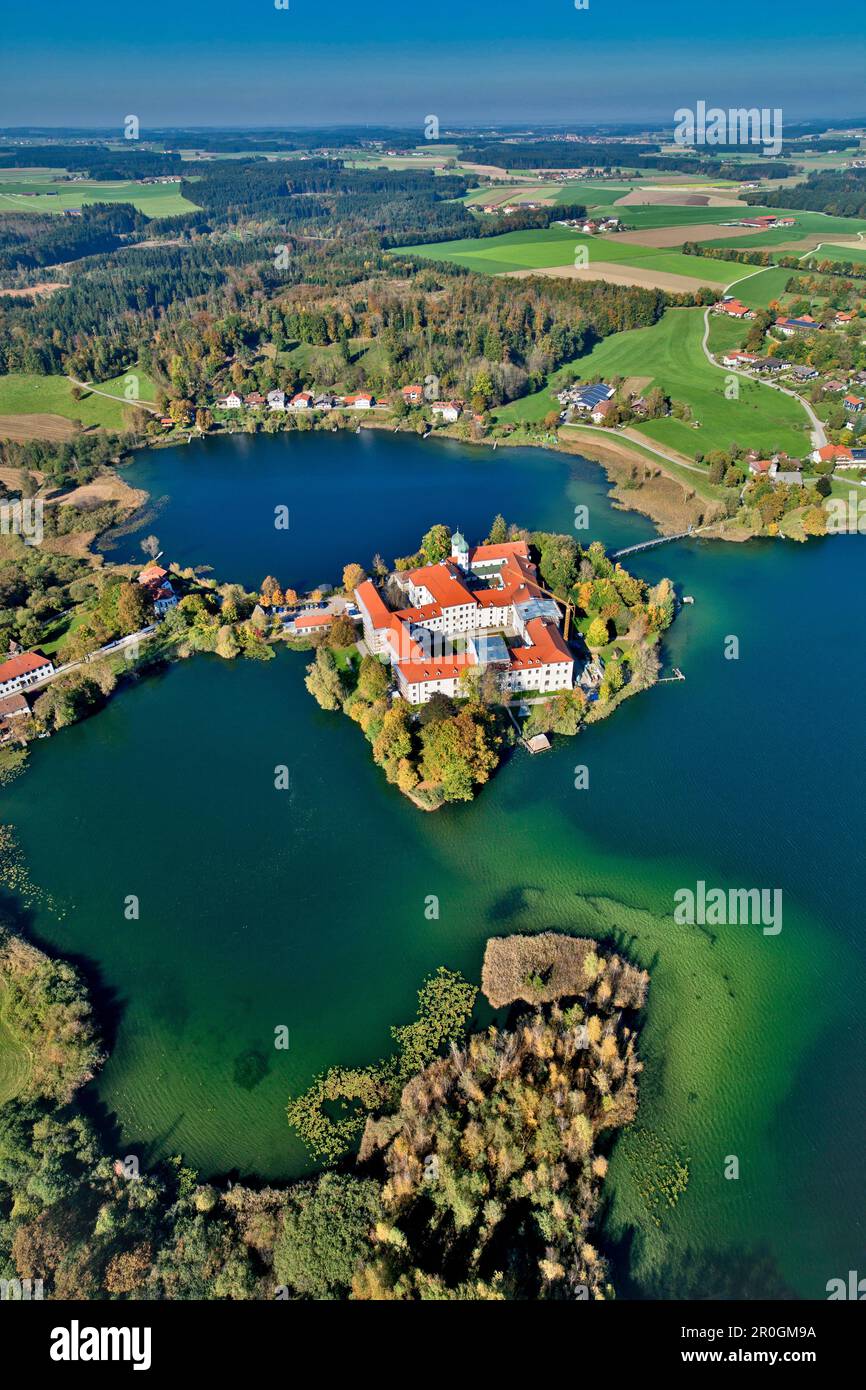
[342,563,366,594]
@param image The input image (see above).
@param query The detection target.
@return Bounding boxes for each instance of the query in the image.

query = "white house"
[267,389,286,411]
[344,393,374,410]
[216,390,243,409]
[0,652,55,698]
[431,401,462,423]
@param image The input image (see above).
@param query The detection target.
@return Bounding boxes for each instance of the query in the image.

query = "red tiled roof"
[296,611,335,629]
[0,652,52,682]
[817,444,852,461]
[508,619,572,669]
[355,580,392,629]
[0,694,30,717]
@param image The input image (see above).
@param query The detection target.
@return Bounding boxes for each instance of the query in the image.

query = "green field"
[0,175,199,217]
[393,225,735,283]
[725,266,799,308]
[496,306,810,458]
[0,371,155,430]
[805,242,866,265]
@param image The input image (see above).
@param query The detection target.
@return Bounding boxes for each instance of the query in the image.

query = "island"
[299,520,675,806]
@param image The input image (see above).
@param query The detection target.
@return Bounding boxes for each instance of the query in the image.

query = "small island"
[300,519,675,807]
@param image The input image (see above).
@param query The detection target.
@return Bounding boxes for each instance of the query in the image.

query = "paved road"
[22,626,157,694]
[701,267,827,450]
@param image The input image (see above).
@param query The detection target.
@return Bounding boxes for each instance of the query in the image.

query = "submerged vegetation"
[0,919,647,1300]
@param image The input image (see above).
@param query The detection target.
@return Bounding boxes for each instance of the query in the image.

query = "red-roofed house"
[813,443,853,464]
[713,299,753,319]
[294,611,336,635]
[0,651,55,698]
[401,385,424,405]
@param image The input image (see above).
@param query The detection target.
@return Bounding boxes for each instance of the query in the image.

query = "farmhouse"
[0,651,55,698]
[590,399,614,422]
[216,391,243,409]
[713,298,753,319]
[813,443,853,464]
[354,533,574,705]
[401,385,425,405]
[835,311,856,326]
[775,315,821,336]
[721,349,759,367]
[344,393,374,409]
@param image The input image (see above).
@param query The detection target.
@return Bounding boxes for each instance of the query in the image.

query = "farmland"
[0,370,156,437]
[393,225,738,287]
[0,174,200,217]
[495,306,810,459]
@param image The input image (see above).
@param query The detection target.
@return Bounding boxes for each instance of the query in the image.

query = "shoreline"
[104,411,739,554]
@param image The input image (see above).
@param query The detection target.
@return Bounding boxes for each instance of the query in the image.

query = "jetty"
[612,524,709,560]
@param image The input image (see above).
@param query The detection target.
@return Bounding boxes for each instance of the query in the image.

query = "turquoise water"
[6,432,866,1298]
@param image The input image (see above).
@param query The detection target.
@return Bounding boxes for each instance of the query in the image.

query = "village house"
[813,443,853,465]
[753,357,785,374]
[0,651,55,698]
[721,349,759,368]
[401,385,425,406]
[354,533,574,705]
[431,401,462,423]
[844,394,865,414]
[244,392,267,408]
[790,365,819,382]
[835,311,856,327]
[216,390,243,409]
[267,389,286,411]
[712,298,753,319]
[590,399,614,423]
[344,393,374,409]
[0,692,33,744]
[138,565,179,617]
[314,394,336,411]
[290,392,314,411]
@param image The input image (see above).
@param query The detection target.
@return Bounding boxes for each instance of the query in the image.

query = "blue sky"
[3,1,864,129]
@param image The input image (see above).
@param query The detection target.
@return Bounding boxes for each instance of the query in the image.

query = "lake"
[6,430,866,1298]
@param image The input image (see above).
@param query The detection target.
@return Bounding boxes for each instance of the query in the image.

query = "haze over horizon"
[5,0,865,129]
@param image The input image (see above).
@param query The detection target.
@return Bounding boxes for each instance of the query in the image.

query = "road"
[22,626,157,694]
[700,267,827,450]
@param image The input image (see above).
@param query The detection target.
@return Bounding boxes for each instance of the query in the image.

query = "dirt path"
[66,377,160,414]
